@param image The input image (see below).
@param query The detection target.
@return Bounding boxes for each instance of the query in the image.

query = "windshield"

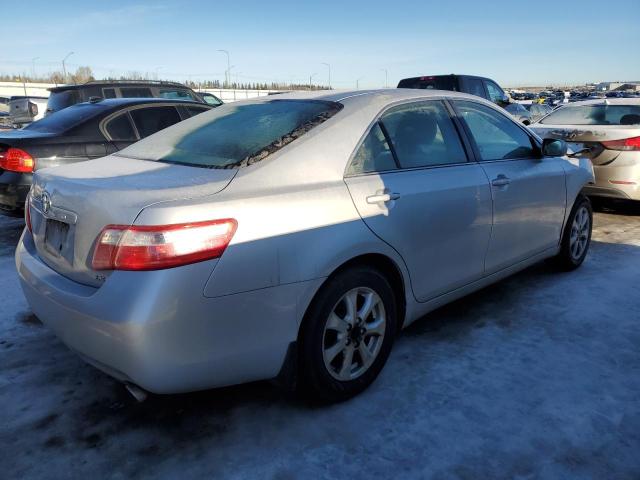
[46,90,79,113]
[118,99,342,169]
[540,104,640,125]
[24,103,102,133]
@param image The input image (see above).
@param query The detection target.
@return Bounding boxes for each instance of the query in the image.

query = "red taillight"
[0,148,35,173]
[25,195,33,233]
[92,219,237,271]
[601,136,640,151]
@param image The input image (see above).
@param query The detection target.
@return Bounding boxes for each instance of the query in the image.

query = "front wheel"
[298,266,398,403]
[555,194,592,270]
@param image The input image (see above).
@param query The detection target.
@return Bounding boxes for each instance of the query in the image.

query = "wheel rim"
[569,205,590,260]
[322,287,386,381]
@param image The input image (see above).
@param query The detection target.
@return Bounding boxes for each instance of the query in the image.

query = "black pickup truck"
[398,74,510,107]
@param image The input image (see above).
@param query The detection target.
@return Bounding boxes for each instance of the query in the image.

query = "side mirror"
[542,138,568,157]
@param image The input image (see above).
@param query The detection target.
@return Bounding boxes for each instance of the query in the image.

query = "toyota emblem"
[42,192,51,215]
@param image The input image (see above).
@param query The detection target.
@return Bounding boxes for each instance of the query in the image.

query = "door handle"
[491,175,511,187]
[366,192,401,204]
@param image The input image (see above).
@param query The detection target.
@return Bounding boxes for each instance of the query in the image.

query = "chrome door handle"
[366,192,401,204]
[491,175,511,187]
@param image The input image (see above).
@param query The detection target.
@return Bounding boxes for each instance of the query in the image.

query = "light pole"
[321,62,331,89]
[217,49,230,87]
[356,77,364,89]
[31,57,39,80]
[62,51,74,83]
[381,68,388,88]
[309,72,318,90]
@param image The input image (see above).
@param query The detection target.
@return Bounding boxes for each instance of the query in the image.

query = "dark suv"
[46,80,207,116]
[397,74,510,107]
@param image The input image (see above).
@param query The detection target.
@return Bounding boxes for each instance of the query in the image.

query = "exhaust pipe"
[125,382,149,403]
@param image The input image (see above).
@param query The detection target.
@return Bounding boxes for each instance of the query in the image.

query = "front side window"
[346,123,397,175]
[118,100,342,169]
[484,81,505,104]
[159,89,197,101]
[129,106,182,138]
[454,100,536,161]
[120,87,153,98]
[380,101,467,168]
[105,113,136,141]
[540,104,640,125]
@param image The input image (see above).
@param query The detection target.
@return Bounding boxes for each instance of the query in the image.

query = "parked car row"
[14,87,596,402]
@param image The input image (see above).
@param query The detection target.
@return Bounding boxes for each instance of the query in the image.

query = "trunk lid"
[530,124,640,165]
[29,155,237,287]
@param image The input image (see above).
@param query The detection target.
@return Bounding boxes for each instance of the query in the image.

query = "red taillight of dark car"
[602,136,640,151]
[0,148,35,173]
[92,219,238,271]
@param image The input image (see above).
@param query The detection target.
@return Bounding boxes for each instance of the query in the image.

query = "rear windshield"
[117,99,342,169]
[397,76,456,91]
[24,103,102,133]
[46,90,79,113]
[540,104,640,125]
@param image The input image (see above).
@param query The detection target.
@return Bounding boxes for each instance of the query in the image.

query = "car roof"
[82,97,205,108]
[559,98,640,107]
[49,80,193,93]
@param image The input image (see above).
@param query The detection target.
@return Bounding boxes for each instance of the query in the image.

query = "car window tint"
[465,78,486,98]
[120,87,153,98]
[380,101,467,168]
[159,89,196,101]
[102,88,117,99]
[540,104,640,125]
[185,106,210,117]
[484,81,504,104]
[346,123,397,175]
[129,106,182,138]
[455,100,535,160]
[105,113,136,141]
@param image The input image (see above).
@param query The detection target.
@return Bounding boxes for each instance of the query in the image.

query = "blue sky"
[2,0,639,88]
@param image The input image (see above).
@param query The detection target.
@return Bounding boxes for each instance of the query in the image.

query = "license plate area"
[44,219,72,261]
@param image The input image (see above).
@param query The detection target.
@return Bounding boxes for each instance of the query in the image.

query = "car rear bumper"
[16,231,321,394]
[586,162,640,201]
[0,171,31,215]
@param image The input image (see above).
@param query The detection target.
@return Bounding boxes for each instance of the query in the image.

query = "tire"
[555,194,592,270]
[298,266,398,403]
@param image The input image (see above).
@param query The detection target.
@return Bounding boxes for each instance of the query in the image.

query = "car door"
[452,100,566,274]
[344,100,493,302]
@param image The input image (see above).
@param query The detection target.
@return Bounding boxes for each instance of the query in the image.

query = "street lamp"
[381,68,388,88]
[62,51,75,83]
[321,62,331,89]
[217,49,230,87]
[309,72,318,90]
[31,57,39,80]
[356,77,364,89]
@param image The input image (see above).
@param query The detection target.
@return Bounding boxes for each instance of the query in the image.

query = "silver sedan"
[16,89,594,402]
[531,98,640,202]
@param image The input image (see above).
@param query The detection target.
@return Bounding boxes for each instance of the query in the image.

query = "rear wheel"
[298,266,397,402]
[555,194,592,270]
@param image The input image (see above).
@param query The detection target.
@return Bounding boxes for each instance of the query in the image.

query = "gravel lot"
[1,201,639,479]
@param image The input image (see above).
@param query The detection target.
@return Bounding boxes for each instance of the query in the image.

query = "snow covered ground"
[1,204,639,479]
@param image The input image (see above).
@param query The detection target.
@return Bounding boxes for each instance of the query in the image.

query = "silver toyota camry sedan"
[16,89,595,402]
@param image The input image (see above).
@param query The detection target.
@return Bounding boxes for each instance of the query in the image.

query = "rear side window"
[159,89,197,101]
[455,100,536,161]
[464,77,486,99]
[185,106,210,117]
[46,90,79,112]
[397,76,456,91]
[118,100,342,169]
[346,123,397,175]
[129,106,182,138]
[120,87,153,98]
[540,104,640,125]
[102,88,117,99]
[380,101,467,168]
[105,113,136,141]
